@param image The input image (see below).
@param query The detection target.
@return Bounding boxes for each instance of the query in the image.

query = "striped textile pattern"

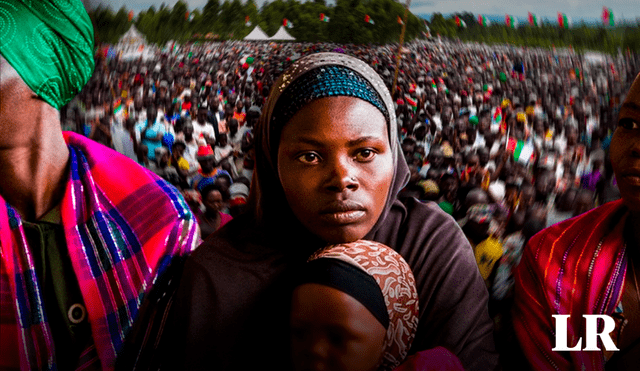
[513,199,628,371]
[0,132,199,371]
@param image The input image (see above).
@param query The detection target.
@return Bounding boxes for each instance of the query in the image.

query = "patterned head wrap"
[466,203,495,224]
[0,0,95,109]
[303,240,419,371]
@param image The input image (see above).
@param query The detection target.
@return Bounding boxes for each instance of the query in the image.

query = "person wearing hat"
[0,2,199,369]
[191,145,232,191]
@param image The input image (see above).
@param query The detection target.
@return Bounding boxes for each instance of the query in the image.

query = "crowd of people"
[5,1,640,369]
[64,38,638,303]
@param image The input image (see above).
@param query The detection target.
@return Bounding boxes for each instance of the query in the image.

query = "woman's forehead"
[281,97,388,143]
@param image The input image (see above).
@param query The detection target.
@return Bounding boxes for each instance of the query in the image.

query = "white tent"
[116,25,156,61]
[118,25,146,46]
[243,26,270,41]
[269,26,295,41]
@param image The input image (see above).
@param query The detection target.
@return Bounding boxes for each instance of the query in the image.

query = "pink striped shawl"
[0,132,199,371]
[513,199,628,371]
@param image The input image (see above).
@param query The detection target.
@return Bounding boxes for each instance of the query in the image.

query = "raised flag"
[506,137,518,153]
[113,99,124,115]
[455,16,466,28]
[603,7,614,26]
[245,16,252,26]
[398,16,404,25]
[528,12,539,27]
[558,12,570,28]
[505,14,517,29]
[405,95,418,111]
[128,10,134,22]
[493,107,502,124]
[185,11,189,20]
[478,15,490,27]
[364,14,374,24]
[320,13,330,22]
[283,18,293,28]
[517,141,536,164]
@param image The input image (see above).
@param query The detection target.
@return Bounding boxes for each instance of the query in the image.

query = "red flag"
[397,16,404,25]
[455,15,461,27]
[185,11,189,20]
[128,10,134,22]
[506,137,517,153]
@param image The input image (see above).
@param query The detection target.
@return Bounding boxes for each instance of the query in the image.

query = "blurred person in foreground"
[0,1,199,370]
[513,73,640,371]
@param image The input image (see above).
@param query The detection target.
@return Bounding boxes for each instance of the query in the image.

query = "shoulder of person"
[392,197,471,256]
[521,199,626,274]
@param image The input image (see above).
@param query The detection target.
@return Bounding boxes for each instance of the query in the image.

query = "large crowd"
[66,39,637,264]
[60,40,640,366]
[6,1,640,368]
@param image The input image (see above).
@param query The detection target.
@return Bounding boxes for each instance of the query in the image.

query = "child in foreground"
[290,240,465,371]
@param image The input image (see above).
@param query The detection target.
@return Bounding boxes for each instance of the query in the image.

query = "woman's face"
[203,189,224,213]
[611,81,640,211]
[277,97,394,243]
[290,284,386,371]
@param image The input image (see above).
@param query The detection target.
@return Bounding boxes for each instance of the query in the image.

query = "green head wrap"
[0,0,95,110]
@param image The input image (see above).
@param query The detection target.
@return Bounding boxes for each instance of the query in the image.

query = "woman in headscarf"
[513,73,640,371]
[161,53,497,370]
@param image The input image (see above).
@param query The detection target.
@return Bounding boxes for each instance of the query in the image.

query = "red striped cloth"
[513,200,628,371]
[0,132,199,370]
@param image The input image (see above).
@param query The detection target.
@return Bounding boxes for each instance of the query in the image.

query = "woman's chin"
[313,227,368,245]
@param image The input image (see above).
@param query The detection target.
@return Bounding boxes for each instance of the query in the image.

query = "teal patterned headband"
[271,64,389,127]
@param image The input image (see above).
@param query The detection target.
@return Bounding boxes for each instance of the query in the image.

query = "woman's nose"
[324,157,359,192]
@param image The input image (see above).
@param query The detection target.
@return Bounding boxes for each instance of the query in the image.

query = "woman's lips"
[621,170,640,186]
[318,201,366,224]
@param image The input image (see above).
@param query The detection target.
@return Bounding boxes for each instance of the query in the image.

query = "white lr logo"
[552,315,619,352]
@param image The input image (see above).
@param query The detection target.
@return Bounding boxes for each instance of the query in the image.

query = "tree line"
[89,1,639,54]
[89,0,424,45]
[432,12,640,55]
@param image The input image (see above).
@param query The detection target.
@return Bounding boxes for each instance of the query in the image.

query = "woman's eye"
[619,118,639,130]
[297,152,321,164]
[355,149,376,162]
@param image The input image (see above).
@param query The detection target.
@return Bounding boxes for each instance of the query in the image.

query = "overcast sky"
[90,0,639,22]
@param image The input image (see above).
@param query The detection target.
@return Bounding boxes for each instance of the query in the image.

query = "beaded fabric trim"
[271,64,388,128]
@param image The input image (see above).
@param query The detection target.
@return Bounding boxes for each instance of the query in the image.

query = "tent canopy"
[269,26,295,41]
[244,25,270,41]
[118,25,147,46]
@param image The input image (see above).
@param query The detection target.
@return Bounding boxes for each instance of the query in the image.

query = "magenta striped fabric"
[0,132,199,371]
[513,199,628,371]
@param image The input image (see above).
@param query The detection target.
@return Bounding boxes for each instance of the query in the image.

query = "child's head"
[290,240,419,371]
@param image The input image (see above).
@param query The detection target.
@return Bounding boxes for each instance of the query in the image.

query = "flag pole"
[391,0,412,95]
